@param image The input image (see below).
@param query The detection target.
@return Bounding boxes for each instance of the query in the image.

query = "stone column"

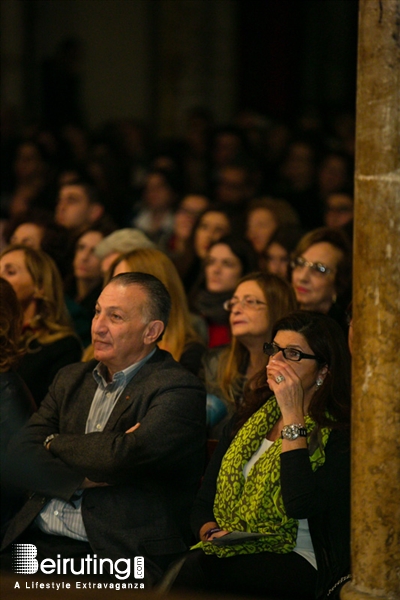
[341,1,400,599]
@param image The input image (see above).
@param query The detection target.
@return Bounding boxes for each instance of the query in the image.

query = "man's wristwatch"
[281,424,307,441]
[43,433,59,448]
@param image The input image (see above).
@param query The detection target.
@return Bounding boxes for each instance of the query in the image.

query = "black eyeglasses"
[263,342,319,362]
[290,256,332,276]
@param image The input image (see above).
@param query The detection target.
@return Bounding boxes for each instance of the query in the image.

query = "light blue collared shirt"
[35,348,156,541]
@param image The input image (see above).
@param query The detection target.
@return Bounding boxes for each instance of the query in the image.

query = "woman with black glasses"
[171,311,351,600]
[290,227,352,333]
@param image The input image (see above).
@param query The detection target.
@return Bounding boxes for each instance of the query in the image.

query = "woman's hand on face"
[266,358,305,418]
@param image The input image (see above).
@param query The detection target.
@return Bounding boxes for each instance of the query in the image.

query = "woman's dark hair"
[207,235,258,277]
[235,310,351,434]
[0,277,24,371]
[265,226,304,257]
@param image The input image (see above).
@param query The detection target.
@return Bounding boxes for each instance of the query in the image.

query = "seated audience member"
[64,224,113,348]
[54,179,113,238]
[131,168,181,246]
[189,236,258,349]
[5,208,71,278]
[0,245,82,406]
[323,188,354,230]
[5,139,54,219]
[164,193,210,258]
[94,227,155,277]
[172,311,351,600]
[203,273,297,438]
[290,227,352,332]
[245,197,301,270]
[174,205,236,294]
[273,137,322,230]
[264,226,304,280]
[316,151,353,206]
[213,163,253,211]
[1,272,206,586]
[91,248,206,377]
[0,278,36,528]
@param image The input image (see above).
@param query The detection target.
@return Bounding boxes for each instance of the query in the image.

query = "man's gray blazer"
[1,348,206,583]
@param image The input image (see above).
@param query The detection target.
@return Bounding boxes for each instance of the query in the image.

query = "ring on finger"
[275,374,285,384]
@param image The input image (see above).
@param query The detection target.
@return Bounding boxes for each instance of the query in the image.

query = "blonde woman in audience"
[0,245,82,406]
[203,272,297,437]
[84,248,205,377]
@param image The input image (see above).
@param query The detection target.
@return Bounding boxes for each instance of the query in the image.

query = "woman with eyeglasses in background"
[171,311,351,600]
[203,272,296,438]
[290,227,352,332]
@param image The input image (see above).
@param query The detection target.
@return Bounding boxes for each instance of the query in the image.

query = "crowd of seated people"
[0,106,355,598]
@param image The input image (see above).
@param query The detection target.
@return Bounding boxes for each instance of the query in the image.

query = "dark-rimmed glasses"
[263,342,319,362]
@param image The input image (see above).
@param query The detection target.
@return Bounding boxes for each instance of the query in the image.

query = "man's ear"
[88,202,105,223]
[143,320,165,345]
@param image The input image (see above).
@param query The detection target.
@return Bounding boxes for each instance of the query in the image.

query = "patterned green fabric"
[197,396,331,557]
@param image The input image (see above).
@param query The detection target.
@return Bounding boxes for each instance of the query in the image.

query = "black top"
[192,416,351,600]
[0,370,36,528]
[17,335,82,406]
[180,341,206,378]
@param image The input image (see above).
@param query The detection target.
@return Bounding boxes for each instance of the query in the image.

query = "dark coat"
[2,348,207,584]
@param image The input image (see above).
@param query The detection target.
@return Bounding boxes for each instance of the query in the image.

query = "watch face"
[281,424,307,440]
[282,425,300,440]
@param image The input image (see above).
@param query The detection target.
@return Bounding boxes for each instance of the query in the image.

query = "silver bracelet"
[326,574,351,597]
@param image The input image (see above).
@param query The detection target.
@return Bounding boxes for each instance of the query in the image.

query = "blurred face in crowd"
[143,173,176,210]
[318,155,349,197]
[55,184,96,231]
[282,142,315,189]
[14,143,45,181]
[216,166,248,205]
[73,230,103,283]
[11,223,44,250]
[194,211,231,259]
[174,195,209,242]
[205,243,242,294]
[324,193,354,229]
[265,242,290,279]
[213,133,241,167]
[246,208,278,254]
[228,279,269,345]
[291,242,343,313]
[0,249,37,317]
